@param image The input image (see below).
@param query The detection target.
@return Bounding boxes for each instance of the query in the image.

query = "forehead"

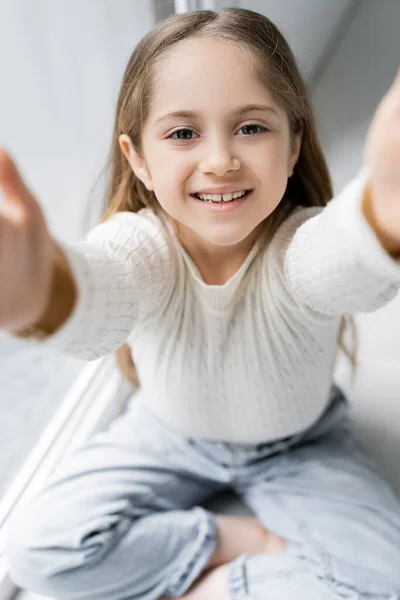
[148,37,282,123]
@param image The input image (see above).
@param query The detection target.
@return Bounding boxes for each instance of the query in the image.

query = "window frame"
[0,355,134,600]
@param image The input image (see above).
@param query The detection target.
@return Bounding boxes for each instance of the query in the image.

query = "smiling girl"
[2,8,400,600]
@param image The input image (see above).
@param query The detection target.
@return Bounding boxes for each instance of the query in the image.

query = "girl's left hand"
[362,68,400,255]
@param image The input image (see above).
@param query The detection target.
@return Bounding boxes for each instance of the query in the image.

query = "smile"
[191,190,252,203]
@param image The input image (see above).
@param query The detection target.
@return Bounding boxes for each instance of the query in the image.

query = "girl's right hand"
[0,149,54,331]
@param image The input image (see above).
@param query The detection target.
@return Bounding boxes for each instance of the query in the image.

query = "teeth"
[195,190,247,203]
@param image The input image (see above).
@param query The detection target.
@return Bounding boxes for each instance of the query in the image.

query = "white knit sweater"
[12,169,400,443]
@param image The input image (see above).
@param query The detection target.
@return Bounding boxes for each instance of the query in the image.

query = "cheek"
[257,140,289,169]
[256,146,291,204]
[156,157,192,191]
[257,145,291,189]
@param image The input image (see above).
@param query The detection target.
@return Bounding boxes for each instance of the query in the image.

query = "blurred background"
[0,1,399,598]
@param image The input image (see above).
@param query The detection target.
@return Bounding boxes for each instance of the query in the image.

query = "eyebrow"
[154,104,279,125]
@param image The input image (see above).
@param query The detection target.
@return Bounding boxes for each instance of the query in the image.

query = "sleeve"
[270,167,400,319]
[6,211,174,360]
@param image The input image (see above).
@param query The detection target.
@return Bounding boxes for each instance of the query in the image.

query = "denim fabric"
[4,385,400,599]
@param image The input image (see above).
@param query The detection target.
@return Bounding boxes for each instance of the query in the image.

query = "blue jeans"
[4,385,400,599]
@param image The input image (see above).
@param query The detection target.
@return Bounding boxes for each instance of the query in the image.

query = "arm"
[0,150,173,359]
[274,169,400,318]
[10,211,174,360]
[278,69,400,318]
[14,241,77,339]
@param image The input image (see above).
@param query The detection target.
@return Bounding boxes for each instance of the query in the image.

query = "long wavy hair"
[96,8,357,388]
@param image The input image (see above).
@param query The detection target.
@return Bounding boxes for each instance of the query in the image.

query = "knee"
[3,494,103,595]
[3,492,137,598]
[3,501,49,592]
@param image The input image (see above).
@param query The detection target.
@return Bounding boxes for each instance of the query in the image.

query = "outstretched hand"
[363,68,400,255]
[0,150,54,330]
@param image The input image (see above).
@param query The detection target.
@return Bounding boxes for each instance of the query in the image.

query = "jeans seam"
[165,508,217,597]
[228,553,307,600]
[228,554,250,600]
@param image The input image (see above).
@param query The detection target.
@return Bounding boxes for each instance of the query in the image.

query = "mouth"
[190,189,253,204]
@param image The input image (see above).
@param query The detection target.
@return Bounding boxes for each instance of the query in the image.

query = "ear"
[119,134,154,191]
[288,129,303,177]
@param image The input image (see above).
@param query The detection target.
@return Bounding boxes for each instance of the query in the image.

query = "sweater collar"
[165,218,262,312]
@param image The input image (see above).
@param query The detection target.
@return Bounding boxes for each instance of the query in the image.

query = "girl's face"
[120,37,302,249]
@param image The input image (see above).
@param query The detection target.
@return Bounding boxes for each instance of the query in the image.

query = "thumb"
[0,149,36,223]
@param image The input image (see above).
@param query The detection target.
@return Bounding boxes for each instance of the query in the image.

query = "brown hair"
[97,8,357,388]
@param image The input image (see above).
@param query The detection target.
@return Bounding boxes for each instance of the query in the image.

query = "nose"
[198,134,240,176]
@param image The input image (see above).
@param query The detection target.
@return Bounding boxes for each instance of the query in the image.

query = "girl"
[2,7,400,600]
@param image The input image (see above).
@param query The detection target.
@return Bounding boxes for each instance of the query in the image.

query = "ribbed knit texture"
[9,168,400,443]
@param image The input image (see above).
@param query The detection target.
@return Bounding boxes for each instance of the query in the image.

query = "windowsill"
[0,354,135,600]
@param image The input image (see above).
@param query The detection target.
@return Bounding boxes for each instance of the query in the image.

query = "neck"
[173,222,264,285]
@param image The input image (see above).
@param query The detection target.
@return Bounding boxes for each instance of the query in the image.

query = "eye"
[167,123,270,142]
[167,128,199,142]
[237,124,269,136]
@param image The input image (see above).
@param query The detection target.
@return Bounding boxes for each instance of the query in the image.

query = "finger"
[0,149,36,213]
[0,199,29,225]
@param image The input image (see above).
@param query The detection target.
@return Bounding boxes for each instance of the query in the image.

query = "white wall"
[0,0,155,243]
[238,0,356,83]
[312,0,400,493]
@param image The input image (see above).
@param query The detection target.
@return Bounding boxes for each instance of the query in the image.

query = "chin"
[202,230,256,248]
[204,221,262,246]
